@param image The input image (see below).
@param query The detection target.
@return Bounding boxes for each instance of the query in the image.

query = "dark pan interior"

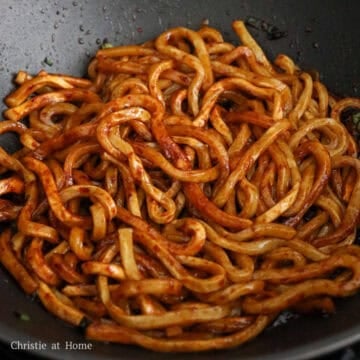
[0,1,360,359]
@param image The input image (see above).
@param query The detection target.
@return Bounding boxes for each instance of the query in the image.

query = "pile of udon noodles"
[0,20,360,352]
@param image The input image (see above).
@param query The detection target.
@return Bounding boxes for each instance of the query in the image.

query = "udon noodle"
[0,20,359,351]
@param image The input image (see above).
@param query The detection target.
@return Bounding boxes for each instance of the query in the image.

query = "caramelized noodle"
[0,20,359,352]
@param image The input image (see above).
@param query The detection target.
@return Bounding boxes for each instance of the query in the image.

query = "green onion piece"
[43,57,53,66]
[20,313,30,321]
[101,43,113,49]
[352,112,360,125]
[14,311,31,321]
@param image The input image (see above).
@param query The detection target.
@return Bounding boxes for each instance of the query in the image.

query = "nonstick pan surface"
[0,1,360,359]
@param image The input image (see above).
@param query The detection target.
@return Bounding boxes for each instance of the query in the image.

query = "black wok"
[0,1,359,359]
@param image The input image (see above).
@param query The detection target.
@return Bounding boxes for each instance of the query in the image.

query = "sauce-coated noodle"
[0,21,359,352]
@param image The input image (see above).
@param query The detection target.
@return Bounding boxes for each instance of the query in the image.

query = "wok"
[0,0,359,359]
